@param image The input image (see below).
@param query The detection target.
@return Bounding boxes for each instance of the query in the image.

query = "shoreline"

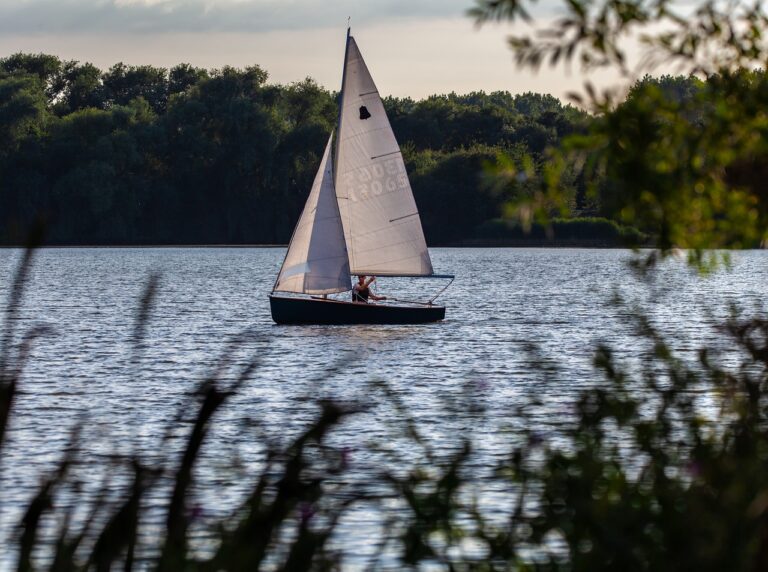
[0,242,639,249]
[0,240,761,250]
[1,243,759,250]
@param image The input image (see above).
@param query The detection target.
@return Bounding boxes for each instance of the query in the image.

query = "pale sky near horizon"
[0,0,630,101]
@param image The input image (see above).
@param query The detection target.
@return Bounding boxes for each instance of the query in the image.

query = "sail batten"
[334,36,434,276]
[274,134,351,295]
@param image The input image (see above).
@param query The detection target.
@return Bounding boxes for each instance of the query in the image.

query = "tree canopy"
[0,53,597,246]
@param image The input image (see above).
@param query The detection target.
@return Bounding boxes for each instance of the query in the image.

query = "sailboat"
[269,29,453,325]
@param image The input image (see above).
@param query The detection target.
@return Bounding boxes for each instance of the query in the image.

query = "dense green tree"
[169,63,208,97]
[0,75,47,151]
[279,78,335,129]
[409,145,506,243]
[162,65,283,243]
[627,74,705,106]
[0,53,599,245]
[103,63,169,113]
[53,61,105,114]
[0,53,63,102]
[44,102,153,242]
[0,52,61,82]
[385,90,586,154]
[0,74,49,243]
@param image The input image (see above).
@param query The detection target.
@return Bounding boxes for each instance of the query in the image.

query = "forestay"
[335,35,434,276]
[274,135,351,294]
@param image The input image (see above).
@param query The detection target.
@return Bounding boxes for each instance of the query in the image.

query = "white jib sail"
[274,134,351,294]
[335,35,434,276]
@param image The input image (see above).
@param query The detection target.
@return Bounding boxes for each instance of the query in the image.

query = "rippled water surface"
[1,247,767,566]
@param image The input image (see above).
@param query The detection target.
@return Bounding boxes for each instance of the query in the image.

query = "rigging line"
[371,150,401,160]
[389,212,419,223]
[349,274,453,278]
[428,275,455,303]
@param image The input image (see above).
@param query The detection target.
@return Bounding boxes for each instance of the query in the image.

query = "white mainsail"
[334,35,434,276]
[274,134,351,294]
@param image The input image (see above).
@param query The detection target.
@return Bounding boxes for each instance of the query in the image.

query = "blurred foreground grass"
[3,243,768,571]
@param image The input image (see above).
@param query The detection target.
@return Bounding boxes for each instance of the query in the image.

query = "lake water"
[1,247,767,567]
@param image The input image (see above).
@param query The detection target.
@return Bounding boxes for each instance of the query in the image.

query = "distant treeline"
[0,53,692,246]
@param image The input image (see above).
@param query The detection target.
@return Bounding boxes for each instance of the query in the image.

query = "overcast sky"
[0,0,625,100]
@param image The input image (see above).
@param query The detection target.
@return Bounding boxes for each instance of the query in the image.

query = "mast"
[333,26,351,192]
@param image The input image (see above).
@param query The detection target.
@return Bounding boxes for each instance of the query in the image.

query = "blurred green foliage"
[472,0,768,267]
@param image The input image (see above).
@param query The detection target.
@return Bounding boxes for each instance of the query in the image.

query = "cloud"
[0,0,471,35]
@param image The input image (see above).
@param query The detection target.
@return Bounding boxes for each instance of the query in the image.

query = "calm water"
[1,247,767,566]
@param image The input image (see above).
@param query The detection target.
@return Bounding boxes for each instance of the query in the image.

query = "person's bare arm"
[365,276,386,300]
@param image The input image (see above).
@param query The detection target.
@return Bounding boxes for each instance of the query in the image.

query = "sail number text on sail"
[340,157,408,203]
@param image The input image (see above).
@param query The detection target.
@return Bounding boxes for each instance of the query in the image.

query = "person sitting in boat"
[352,275,387,303]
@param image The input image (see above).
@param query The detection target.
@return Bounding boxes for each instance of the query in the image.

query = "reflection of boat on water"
[269,29,453,325]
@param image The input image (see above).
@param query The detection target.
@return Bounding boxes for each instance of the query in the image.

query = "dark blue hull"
[269,295,446,325]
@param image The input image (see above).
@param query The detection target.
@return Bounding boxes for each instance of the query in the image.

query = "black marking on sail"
[359,106,371,120]
[371,150,401,160]
[389,212,419,223]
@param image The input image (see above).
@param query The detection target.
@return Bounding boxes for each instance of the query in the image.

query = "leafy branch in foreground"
[506,309,768,570]
[472,0,768,267]
[470,0,768,78]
